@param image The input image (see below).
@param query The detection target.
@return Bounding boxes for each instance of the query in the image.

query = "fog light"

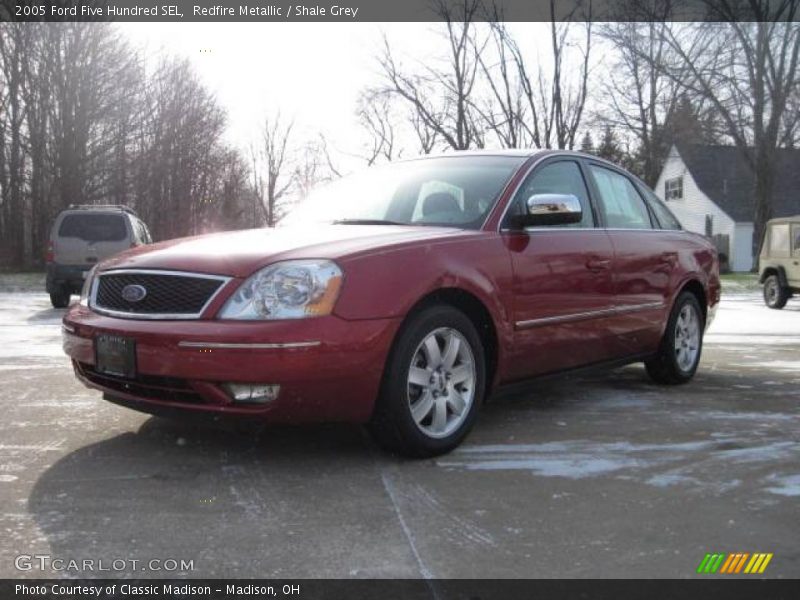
[222,383,280,404]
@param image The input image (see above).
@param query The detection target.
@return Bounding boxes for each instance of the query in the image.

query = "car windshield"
[58,213,127,242]
[283,155,527,229]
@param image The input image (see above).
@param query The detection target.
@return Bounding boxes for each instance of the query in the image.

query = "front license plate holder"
[95,334,136,379]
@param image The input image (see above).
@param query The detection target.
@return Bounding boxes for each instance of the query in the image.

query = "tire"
[369,304,486,458]
[645,292,704,385]
[763,274,788,309]
[50,287,70,309]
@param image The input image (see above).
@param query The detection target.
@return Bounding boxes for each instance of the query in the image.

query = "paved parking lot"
[1,284,798,578]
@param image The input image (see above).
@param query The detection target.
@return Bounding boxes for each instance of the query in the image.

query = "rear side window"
[792,224,800,257]
[769,224,790,257]
[588,165,653,229]
[132,218,152,244]
[639,185,682,230]
[58,214,128,242]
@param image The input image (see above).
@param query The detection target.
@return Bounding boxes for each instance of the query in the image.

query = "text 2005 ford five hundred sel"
[63,151,720,456]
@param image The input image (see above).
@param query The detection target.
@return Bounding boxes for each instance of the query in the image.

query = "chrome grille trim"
[89,269,232,320]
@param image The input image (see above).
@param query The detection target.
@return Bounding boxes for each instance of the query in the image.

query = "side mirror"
[515,193,582,228]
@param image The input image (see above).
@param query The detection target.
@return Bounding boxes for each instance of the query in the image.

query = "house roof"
[675,143,800,223]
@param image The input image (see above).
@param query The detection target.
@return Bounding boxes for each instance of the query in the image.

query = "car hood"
[98,224,468,278]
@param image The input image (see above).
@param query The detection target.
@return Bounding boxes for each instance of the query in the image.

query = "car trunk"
[54,213,131,266]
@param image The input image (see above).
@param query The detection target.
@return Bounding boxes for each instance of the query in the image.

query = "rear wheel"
[763,274,788,309]
[369,305,485,458]
[645,292,704,385]
[50,287,70,309]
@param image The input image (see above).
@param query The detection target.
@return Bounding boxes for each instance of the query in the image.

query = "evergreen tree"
[596,124,626,164]
[664,94,720,148]
[579,131,594,154]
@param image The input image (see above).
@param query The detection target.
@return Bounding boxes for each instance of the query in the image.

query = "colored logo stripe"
[697,553,725,573]
[719,553,749,573]
[697,553,773,574]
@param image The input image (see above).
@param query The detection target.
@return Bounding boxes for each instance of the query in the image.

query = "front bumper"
[63,305,401,424]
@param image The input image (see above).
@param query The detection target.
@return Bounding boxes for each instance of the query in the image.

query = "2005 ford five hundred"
[63,151,720,456]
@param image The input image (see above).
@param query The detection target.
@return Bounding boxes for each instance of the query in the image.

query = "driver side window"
[508,160,594,228]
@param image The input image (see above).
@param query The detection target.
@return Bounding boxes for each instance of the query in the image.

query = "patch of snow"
[706,293,800,347]
[765,474,800,497]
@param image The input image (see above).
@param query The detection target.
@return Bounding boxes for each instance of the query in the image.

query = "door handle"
[585,258,611,272]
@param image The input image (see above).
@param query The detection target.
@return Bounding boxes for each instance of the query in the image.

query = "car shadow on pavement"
[25,418,398,577]
[26,306,67,323]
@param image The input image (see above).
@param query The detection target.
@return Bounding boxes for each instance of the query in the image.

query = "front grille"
[76,361,206,405]
[93,270,226,317]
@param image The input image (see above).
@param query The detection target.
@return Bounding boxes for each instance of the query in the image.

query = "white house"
[655,144,800,272]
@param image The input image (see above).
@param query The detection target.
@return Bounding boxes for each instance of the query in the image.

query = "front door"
[501,159,618,381]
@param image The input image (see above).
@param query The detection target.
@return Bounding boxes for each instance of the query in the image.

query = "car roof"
[767,215,800,224]
[396,149,647,187]
[58,205,137,217]
[399,148,626,167]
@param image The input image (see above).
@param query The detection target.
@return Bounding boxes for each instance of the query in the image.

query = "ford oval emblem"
[121,284,147,303]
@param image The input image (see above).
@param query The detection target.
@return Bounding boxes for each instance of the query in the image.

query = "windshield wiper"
[332,218,406,226]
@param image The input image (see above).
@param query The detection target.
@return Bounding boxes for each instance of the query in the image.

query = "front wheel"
[763,274,788,309]
[369,304,485,458]
[645,292,704,385]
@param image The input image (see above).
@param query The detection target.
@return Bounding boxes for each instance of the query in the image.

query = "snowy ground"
[0,288,798,578]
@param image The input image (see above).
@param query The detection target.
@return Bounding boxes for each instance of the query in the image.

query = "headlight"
[219,260,343,320]
[79,266,97,307]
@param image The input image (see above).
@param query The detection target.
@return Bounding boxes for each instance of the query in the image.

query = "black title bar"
[1,0,798,22]
[3,579,800,600]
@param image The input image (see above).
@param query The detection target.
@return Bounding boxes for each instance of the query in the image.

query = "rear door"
[585,163,674,355]
[502,158,618,380]
[54,212,131,266]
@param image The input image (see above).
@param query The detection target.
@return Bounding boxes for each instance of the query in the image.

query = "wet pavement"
[0,289,798,578]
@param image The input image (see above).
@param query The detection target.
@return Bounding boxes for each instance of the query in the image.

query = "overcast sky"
[120,22,589,168]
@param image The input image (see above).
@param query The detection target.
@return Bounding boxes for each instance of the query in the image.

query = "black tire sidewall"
[664,293,704,381]
[763,275,786,309]
[50,288,70,309]
[377,305,486,456]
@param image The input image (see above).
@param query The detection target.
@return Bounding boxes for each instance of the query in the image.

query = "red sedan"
[63,151,720,456]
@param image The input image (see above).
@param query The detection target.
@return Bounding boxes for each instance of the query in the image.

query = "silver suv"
[759,215,800,309]
[46,205,152,308]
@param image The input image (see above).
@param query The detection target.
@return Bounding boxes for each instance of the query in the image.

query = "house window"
[665,177,683,200]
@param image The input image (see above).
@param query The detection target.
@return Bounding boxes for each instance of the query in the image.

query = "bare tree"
[316,134,342,179]
[0,23,257,268]
[357,89,398,165]
[659,5,800,256]
[135,56,226,239]
[379,0,485,151]
[409,109,439,154]
[597,18,683,185]
[0,23,27,265]
[253,113,294,227]
[479,0,593,150]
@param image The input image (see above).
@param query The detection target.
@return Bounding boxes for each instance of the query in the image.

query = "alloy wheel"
[407,327,476,439]
[674,304,700,372]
